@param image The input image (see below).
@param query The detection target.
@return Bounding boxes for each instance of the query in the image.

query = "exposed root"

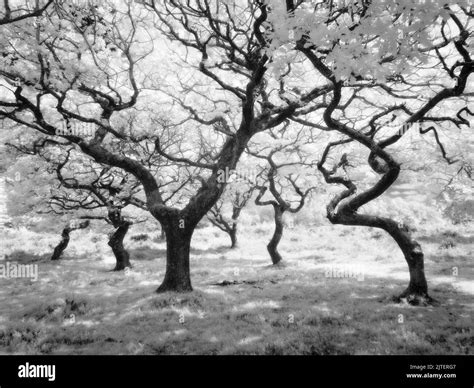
[392,290,438,306]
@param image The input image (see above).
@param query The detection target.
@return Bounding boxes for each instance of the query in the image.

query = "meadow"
[0,214,472,355]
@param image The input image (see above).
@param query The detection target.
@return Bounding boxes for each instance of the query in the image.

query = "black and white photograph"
[0,0,472,385]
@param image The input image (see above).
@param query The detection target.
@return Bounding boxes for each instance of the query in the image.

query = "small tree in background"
[208,182,255,248]
[250,143,315,265]
[51,219,90,261]
[4,140,150,270]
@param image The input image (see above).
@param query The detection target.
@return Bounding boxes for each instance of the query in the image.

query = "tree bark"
[151,123,253,292]
[108,222,132,271]
[107,207,132,271]
[229,226,237,248]
[228,205,242,248]
[333,211,431,304]
[51,220,90,261]
[387,223,429,304]
[268,206,284,265]
[156,223,193,293]
[51,228,71,261]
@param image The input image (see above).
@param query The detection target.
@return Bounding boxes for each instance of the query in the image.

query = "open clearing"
[0,222,472,355]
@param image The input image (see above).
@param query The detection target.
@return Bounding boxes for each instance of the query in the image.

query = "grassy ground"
[0,222,472,355]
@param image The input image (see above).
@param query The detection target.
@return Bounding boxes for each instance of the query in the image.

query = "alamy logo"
[216,167,260,185]
[18,363,55,382]
[0,261,38,281]
[325,266,365,281]
[56,121,96,137]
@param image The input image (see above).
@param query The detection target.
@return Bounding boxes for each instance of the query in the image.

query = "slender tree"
[51,219,90,261]
[253,149,313,265]
[208,183,254,248]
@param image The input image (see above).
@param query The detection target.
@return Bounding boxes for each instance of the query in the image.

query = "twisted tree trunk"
[51,228,71,261]
[208,199,247,249]
[108,221,132,271]
[254,171,310,265]
[268,205,284,265]
[335,211,430,304]
[51,220,90,261]
[311,74,435,304]
[387,222,428,301]
[107,207,132,271]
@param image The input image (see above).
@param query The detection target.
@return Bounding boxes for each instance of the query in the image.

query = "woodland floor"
[0,223,472,355]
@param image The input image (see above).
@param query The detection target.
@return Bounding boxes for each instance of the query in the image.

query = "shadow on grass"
[128,244,233,262]
[128,247,166,261]
[418,230,474,245]
[426,252,472,264]
[191,245,234,256]
[4,250,51,264]
[1,240,473,355]
[295,254,328,262]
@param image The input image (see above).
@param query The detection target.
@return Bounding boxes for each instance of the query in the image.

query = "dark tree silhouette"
[252,148,313,265]
[51,219,90,261]
[0,1,328,292]
[280,1,474,304]
[0,0,53,26]
[208,186,254,248]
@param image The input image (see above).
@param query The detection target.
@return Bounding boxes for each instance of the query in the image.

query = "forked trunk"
[108,222,132,271]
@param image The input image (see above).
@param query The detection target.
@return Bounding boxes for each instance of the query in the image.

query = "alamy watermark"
[216,166,260,186]
[18,363,55,382]
[53,0,148,7]
[325,266,365,281]
[56,121,96,137]
[216,165,301,185]
[0,261,38,281]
